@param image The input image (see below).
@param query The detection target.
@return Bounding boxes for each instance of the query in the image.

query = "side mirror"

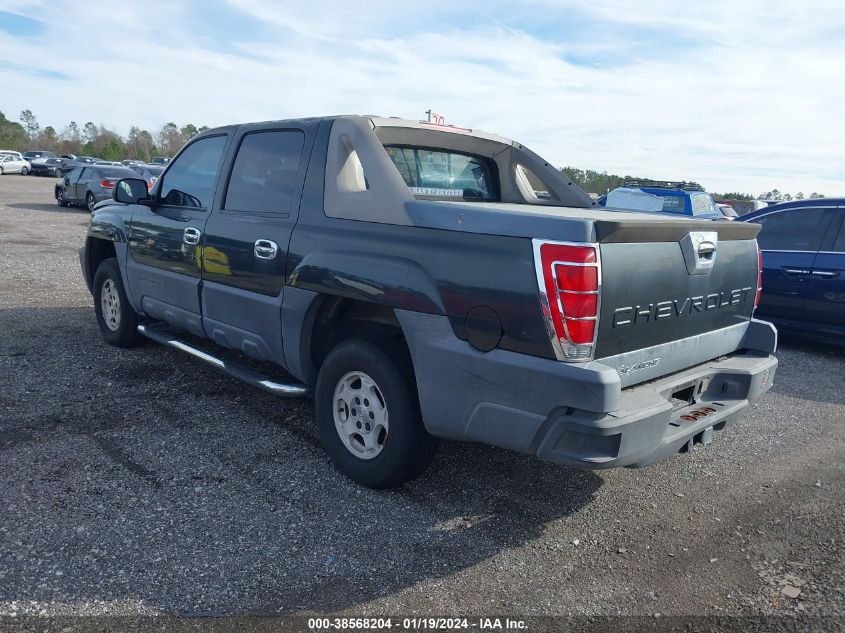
[114,178,152,205]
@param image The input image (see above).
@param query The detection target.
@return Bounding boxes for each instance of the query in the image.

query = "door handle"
[810,269,840,278]
[254,239,279,260]
[781,267,809,276]
[183,227,202,246]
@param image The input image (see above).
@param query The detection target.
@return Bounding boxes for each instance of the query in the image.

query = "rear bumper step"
[136,324,310,398]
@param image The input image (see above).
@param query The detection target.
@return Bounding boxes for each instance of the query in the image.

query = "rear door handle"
[782,267,809,276]
[183,227,202,245]
[254,239,279,260]
[810,269,840,278]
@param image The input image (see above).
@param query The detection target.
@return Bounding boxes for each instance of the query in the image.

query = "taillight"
[99,180,115,189]
[533,240,600,361]
[755,240,763,310]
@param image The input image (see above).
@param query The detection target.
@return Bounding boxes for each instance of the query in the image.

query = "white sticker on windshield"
[409,187,464,197]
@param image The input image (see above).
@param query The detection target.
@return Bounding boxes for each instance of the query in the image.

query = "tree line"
[560,166,825,201]
[0,110,827,198]
[0,110,209,162]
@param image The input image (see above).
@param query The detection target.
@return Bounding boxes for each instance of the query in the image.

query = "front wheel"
[93,258,144,347]
[21,167,28,175]
[315,339,438,489]
[56,188,69,207]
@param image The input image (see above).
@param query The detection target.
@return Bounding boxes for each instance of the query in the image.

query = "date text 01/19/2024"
[307,617,528,630]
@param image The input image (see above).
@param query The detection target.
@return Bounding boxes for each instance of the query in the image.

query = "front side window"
[66,167,82,181]
[225,130,305,213]
[755,208,828,251]
[384,145,497,201]
[160,135,227,208]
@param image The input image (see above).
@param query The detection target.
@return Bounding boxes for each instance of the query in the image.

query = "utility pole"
[425,109,432,122]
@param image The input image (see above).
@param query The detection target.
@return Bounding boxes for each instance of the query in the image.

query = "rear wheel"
[93,258,144,347]
[86,192,96,212]
[315,339,438,489]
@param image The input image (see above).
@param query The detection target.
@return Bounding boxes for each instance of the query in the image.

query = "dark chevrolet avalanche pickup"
[79,116,777,488]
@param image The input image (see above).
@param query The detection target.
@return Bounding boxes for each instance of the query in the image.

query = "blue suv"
[599,181,721,220]
[740,199,845,344]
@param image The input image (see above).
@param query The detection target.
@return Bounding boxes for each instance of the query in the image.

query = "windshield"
[384,145,497,201]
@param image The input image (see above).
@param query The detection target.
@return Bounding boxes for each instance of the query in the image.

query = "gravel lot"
[1,175,843,625]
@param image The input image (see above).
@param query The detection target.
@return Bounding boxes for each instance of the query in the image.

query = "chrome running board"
[136,324,310,398]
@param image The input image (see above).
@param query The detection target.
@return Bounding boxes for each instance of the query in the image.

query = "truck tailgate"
[593,219,761,385]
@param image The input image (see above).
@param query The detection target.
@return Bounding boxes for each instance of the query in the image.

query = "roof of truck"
[198,115,515,145]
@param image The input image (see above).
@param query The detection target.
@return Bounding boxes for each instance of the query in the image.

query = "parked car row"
[0,149,171,178]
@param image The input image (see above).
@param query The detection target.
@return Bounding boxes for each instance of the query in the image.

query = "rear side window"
[160,135,227,208]
[659,195,686,213]
[224,130,305,214]
[755,208,828,251]
[384,146,497,201]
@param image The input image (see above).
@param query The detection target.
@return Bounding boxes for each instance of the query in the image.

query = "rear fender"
[289,250,445,315]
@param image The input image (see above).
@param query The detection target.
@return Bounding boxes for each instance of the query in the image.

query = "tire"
[315,338,438,489]
[21,167,28,175]
[86,192,96,212]
[93,258,144,347]
[56,188,69,207]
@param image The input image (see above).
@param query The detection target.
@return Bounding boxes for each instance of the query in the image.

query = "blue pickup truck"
[599,181,721,220]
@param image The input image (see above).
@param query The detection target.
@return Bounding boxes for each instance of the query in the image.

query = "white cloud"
[1,0,843,195]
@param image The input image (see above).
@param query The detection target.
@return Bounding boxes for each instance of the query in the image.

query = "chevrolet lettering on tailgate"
[612,287,755,327]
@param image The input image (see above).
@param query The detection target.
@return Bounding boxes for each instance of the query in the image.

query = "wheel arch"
[83,237,117,293]
[283,289,408,386]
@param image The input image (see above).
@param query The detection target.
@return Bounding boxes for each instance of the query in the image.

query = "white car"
[0,150,23,159]
[0,154,31,175]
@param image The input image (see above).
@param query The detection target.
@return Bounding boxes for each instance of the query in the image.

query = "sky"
[1,0,843,195]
